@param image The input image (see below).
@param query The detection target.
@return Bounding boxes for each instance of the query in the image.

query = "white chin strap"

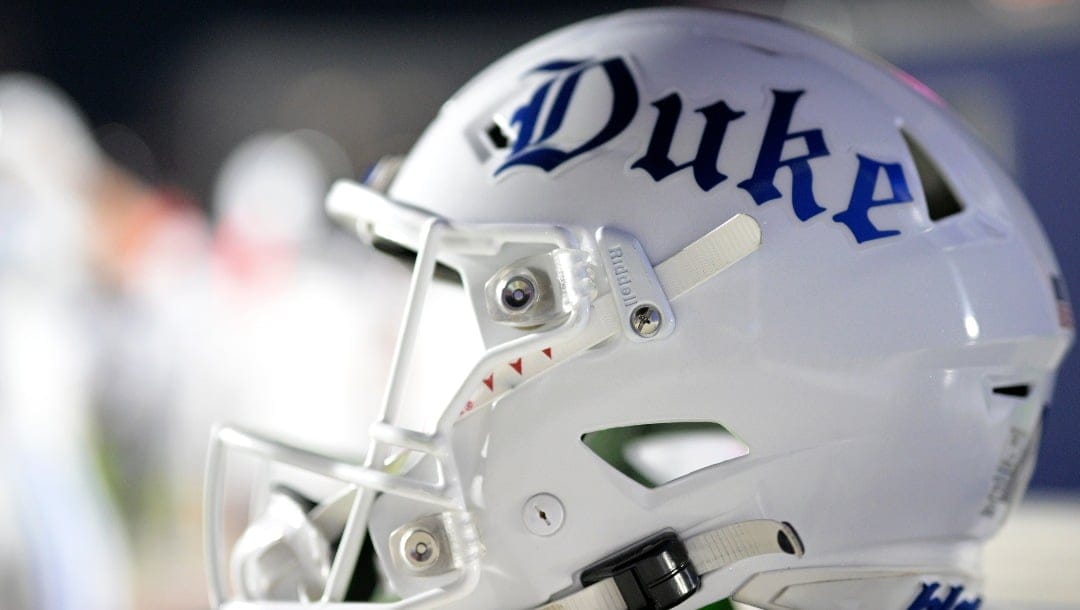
[653,212,763,300]
[537,520,803,610]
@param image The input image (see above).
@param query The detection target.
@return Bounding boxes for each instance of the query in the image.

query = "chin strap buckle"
[537,520,803,610]
[580,531,699,610]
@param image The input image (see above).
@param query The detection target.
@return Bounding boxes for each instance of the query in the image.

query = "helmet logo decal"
[833,154,914,243]
[907,582,981,610]
[459,347,554,417]
[635,86,915,244]
[496,58,639,175]
[499,56,918,244]
[632,92,746,192]
[736,89,830,221]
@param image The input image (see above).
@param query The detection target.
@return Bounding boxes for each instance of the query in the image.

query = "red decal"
[542,347,552,359]
[483,374,494,391]
[464,400,474,413]
[509,358,523,375]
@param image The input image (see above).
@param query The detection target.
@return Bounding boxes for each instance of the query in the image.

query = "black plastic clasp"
[580,531,700,610]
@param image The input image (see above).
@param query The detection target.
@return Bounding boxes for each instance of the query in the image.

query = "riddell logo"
[907,583,981,610]
[606,245,638,309]
[497,56,917,245]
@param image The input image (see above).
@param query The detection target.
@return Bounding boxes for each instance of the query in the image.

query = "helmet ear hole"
[581,422,749,488]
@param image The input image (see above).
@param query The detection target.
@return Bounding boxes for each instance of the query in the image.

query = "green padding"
[581,421,740,488]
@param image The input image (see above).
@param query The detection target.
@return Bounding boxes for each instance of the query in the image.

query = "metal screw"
[631,304,662,338]
[401,529,439,569]
[501,275,536,311]
[523,493,565,536]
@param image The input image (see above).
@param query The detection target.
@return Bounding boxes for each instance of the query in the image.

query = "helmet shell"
[371,8,1072,608]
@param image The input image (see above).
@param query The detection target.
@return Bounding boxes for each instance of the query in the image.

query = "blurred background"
[0,1,1076,608]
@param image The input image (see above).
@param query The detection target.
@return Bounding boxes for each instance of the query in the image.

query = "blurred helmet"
[0,75,98,287]
[205,9,1073,610]
[214,131,333,249]
[0,74,102,195]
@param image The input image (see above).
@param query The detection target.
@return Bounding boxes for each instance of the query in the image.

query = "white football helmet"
[205,9,1074,610]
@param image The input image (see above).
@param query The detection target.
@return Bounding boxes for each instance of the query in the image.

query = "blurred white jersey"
[0,177,134,610]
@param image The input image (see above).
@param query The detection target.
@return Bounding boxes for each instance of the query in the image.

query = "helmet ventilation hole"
[777,530,795,555]
[902,130,964,221]
[992,384,1031,398]
[581,422,749,488]
[486,122,510,149]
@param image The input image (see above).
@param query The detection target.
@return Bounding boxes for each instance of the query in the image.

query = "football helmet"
[205,9,1073,609]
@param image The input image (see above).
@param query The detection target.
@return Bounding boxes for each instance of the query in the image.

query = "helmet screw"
[401,528,439,570]
[501,275,536,311]
[631,304,662,338]
[523,493,565,536]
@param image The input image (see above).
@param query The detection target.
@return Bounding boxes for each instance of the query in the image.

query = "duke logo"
[497,57,916,245]
[907,583,982,610]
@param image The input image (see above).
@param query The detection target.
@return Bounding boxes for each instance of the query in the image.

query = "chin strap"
[538,520,803,610]
[654,212,762,301]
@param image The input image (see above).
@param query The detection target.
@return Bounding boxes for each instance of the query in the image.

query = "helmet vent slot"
[581,422,749,489]
[486,121,511,150]
[992,384,1031,398]
[902,130,964,221]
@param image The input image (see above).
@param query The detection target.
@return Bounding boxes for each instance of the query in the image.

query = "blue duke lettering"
[907,583,982,610]
[497,57,916,245]
[497,58,638,176]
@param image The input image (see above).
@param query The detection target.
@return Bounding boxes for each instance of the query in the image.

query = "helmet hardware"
[500,275,536,311]
[579,531,699,610]
[486,251,586,328]
[631,305,662,338]
[596,226,678,343]
[387,513,460,576]
[522,493,565,536]
[401,528,440,570]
